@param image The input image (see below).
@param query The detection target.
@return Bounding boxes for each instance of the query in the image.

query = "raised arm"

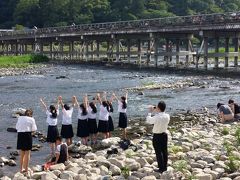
[58,96,64,109]
[96,93,102,104]
[112,93,119,101]
[72,96,79,107]
[83,94,88,108]
[56,97,60,110]
[125,91,128,101]
[40,98,48,111]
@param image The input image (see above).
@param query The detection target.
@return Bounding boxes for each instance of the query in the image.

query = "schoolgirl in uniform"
[87,96,98,145]
[16,109,37,174]
[58,96,74,146]
[73,95,89,145]
[40,98,60,156]
[113,91,128,139]
[97,93,110,139]
[107,98,114,137]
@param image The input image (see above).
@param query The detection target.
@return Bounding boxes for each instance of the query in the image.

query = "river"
[0,64,240,176]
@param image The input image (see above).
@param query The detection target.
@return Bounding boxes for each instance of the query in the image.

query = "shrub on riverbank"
[0,54,49,68]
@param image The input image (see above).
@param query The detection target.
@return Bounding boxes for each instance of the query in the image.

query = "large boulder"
[108,158,125,169]
[12,108,26,118]
[141,176,156,180]
[195,173,213,180]
[13,172,27,180]
[49,163,65,171]
[109,164,121,176]
[60,171,76,180]
[101,137,121,148]
[41,171,58,180]
[74,174,87,180]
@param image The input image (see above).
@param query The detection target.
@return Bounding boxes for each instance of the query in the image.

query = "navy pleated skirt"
[17,132,32,151]
[108,116,114,132]
[119,112,128,128]
[77,119,89,137]
[47,125,59,143]
[61,124,74,139]
[88,118,98,134]
[98,120,109,133]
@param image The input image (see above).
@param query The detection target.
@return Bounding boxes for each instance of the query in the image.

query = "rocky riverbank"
[1,111,240,180]
[0,64,50,77]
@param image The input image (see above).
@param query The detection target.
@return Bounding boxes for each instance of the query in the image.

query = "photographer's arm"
[146,106,156,124]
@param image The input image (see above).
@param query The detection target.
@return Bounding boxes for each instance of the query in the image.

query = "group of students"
[217,99,240,123]
[15,92,128,174]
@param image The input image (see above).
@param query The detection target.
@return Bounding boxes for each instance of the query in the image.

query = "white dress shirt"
[118,101,127,113]
[46,110,59,126]
[99,105,109,121]
[16,116,37,132]
[77,108,88,120]
[62,108,73,125]
[88,106,97,119]
[146,112,170,134]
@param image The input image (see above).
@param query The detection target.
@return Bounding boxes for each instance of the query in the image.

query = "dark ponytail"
[107,101,114,113]
[80,104,88,116]
[102,101,110,112]
[121,96,127,109]
[89,102,97,113]
[50,105,57,118]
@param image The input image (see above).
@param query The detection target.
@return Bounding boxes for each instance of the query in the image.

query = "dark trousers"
[153,133,168,172]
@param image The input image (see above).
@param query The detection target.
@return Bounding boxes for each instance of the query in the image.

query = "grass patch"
[0,54,49,68]
[221,127,230,135]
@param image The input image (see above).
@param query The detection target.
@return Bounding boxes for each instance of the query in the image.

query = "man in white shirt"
[146,101,170,173]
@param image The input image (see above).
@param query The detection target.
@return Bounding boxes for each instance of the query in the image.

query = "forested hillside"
[1,0,240,29]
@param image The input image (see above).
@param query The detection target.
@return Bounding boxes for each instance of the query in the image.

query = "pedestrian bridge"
[1,11,240,69]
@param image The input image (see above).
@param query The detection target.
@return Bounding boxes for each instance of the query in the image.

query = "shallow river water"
[0,64,240,176]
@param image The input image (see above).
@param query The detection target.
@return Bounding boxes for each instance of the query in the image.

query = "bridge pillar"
[85,42,89,61]
[50,42,53,60]
[107,41,110,60]
[96,41,100,60]
[234,38,239,67]
[176,39,180,66]
[116,39,120,62]
[15,42,18,56]
[31,43,35,54]
[147,40,151,66]
[225,37,229,68]
[69,41,74,60]
[165,39,169,67]
[127,39,131,63]
[90,42,94,61]
[39,42,43,55]
[60,42,64,60]
[186,39,191,67]
[215,37,219,69]
[154,38,159,67]
[204,37,208,69]
[137,39,142,66]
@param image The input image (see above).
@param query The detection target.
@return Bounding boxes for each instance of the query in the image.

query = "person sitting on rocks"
[217,103,234,123]
[228,99,240,120]
[44,136,68,170]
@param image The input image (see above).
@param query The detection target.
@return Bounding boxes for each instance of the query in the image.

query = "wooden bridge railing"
[1,11,240,39]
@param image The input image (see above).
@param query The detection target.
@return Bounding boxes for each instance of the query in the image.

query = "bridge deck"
[1,12,240,41]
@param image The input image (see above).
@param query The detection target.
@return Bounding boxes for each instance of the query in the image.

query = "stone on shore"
[49,163,65,171]
[101,137,121,148]
[41,171,58,180]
